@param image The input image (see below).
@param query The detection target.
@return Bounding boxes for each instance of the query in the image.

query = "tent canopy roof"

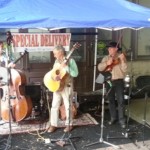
[0,0,150,29]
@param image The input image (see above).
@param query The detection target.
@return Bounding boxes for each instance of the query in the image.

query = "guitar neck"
[64,42,80,63]
[65,48,75,62]
[13,51,28,64]
[14,55,24,64]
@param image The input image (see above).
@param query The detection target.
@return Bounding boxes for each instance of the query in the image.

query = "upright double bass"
[0,51,32,122]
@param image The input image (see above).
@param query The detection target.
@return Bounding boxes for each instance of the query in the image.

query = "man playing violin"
[98,41,127,128]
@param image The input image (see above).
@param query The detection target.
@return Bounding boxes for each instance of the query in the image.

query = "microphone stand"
[4,33,14,150]
[83,82,120,149]
[121,49,138,139]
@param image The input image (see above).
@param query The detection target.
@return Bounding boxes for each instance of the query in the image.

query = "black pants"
[107,79,125,124]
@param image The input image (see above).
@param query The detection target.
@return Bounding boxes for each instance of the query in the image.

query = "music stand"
[83,72,120,149]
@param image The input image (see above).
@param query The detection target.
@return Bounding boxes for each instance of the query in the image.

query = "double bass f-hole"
[1,85,16,121]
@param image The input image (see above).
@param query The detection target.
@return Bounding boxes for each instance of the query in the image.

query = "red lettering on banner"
[44,35,49,46]
[13,33,71,52]
[20,35,25,47]
[29,34,39,47]
[49,35,54,46]
[41,35,54,46]
[13,34,40,47]
[54,35,59,45]
[64,34,70,46]
[25,35,30,47]
[41,35,45,46]
[13,35,20,47]
[40,34,71,47]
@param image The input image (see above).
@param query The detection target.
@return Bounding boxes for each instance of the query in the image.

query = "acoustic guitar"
[43,43,81,92]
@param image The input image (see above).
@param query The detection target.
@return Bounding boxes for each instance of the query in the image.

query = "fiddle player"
[47,45,79,133]
[98,41,127,128]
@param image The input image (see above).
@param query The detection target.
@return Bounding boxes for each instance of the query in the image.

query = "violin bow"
[116,30,124,49]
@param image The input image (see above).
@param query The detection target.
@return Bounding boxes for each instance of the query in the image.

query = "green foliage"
[97,41,108,57]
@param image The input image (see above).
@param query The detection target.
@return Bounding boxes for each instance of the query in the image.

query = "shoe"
[108,119,117,125]
[47,126,57,133]
[64,126,74,132]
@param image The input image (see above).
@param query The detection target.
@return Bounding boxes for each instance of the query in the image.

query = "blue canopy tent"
[0,0,150,90]
[0,0,150,29]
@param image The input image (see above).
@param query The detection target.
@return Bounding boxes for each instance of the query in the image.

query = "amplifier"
[77,90,102,112]
[25,85,41,99]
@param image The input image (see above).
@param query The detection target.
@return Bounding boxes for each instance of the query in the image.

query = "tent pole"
[92,28,98,91]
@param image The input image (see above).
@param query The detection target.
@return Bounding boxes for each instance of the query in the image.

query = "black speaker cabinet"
[25,85,41,107]
[78,91,102,113]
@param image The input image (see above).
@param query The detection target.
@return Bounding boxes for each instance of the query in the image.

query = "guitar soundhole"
[56,70,60,75]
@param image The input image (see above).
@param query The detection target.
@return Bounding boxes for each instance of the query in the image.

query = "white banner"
[12,33,71,52]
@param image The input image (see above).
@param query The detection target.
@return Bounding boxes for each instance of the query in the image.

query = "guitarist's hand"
[8,62,16,68]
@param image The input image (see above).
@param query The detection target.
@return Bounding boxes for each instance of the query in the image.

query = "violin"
[104,58,120,72]
[104,52,126,72]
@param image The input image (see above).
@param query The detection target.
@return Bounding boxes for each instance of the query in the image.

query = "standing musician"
[0,40,15,68]
[98,41,127,128]
[48,45,79,133]
[0,40,15,121]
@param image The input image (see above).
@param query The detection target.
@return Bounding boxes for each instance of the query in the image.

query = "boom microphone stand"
[4,32,14,150]
[117,50,136,139]
[84,76,120,149]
